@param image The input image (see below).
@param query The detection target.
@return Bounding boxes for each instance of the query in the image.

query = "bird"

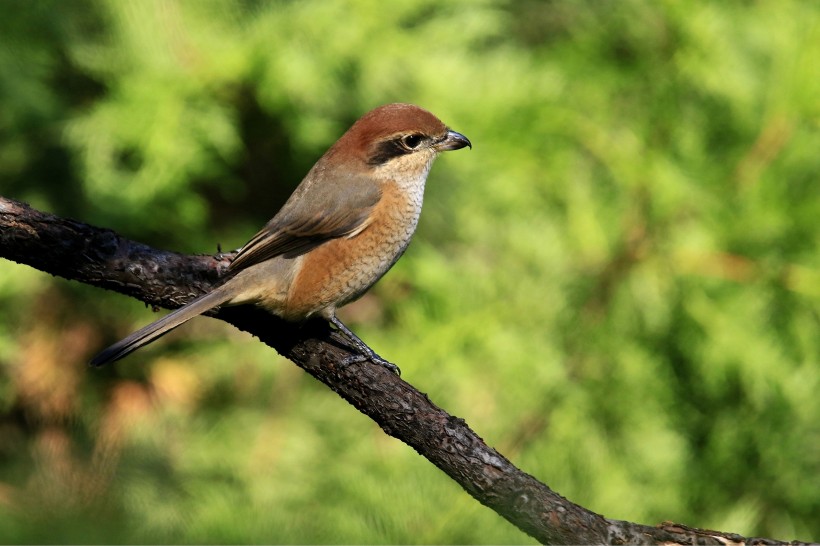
[90,103,471,374]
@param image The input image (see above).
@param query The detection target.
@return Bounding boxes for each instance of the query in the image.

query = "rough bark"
[0,196,811,546]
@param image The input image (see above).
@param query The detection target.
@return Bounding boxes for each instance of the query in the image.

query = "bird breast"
[283,175,427,319]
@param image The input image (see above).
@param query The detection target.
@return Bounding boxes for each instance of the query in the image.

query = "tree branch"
[0,196,807,545]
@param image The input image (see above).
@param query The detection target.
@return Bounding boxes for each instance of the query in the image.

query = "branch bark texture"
[0,196,809,546]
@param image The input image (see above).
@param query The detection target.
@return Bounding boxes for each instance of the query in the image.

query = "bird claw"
[340,352,401,376]
[329,315,401,375]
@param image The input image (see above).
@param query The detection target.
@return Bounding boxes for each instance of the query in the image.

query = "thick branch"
[0,196,807,545]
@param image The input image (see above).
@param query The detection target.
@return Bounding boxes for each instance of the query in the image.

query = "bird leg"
[329,315,401,376]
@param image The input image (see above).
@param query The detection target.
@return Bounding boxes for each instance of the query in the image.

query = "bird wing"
[229,173,382,272]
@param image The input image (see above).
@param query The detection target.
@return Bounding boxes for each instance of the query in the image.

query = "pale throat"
[373,152,436,205]
[367,153,437,257]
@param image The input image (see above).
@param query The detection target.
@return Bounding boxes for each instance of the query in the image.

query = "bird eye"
[401,134,424,150]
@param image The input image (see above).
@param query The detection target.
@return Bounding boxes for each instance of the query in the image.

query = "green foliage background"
[1,0,818,543]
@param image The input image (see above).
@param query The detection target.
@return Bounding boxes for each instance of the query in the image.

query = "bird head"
[324,103,471,182]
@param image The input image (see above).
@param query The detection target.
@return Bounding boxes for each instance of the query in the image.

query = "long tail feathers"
[90,288,233,367]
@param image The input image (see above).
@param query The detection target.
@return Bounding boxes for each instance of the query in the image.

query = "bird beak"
[435,130,472,151]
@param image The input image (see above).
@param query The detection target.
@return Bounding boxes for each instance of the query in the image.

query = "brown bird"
[90,103,470,373]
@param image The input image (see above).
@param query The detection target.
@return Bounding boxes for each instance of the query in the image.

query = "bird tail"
[89,287,233,367]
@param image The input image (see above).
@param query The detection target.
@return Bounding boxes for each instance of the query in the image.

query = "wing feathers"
[229,174,382,272]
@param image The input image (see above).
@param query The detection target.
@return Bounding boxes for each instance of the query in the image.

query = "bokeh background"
[1,0,819,543]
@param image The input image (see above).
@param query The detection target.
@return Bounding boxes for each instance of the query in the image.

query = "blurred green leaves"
[0,0,818,543]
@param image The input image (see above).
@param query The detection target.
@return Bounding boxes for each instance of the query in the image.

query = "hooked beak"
[435,129,472,151]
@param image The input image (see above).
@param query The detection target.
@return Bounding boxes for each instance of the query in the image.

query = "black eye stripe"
[367,135,425,166]
[367,139,406,166]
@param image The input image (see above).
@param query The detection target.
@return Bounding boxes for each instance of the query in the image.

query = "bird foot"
[340,351,401,376]
[329,315,401,375]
